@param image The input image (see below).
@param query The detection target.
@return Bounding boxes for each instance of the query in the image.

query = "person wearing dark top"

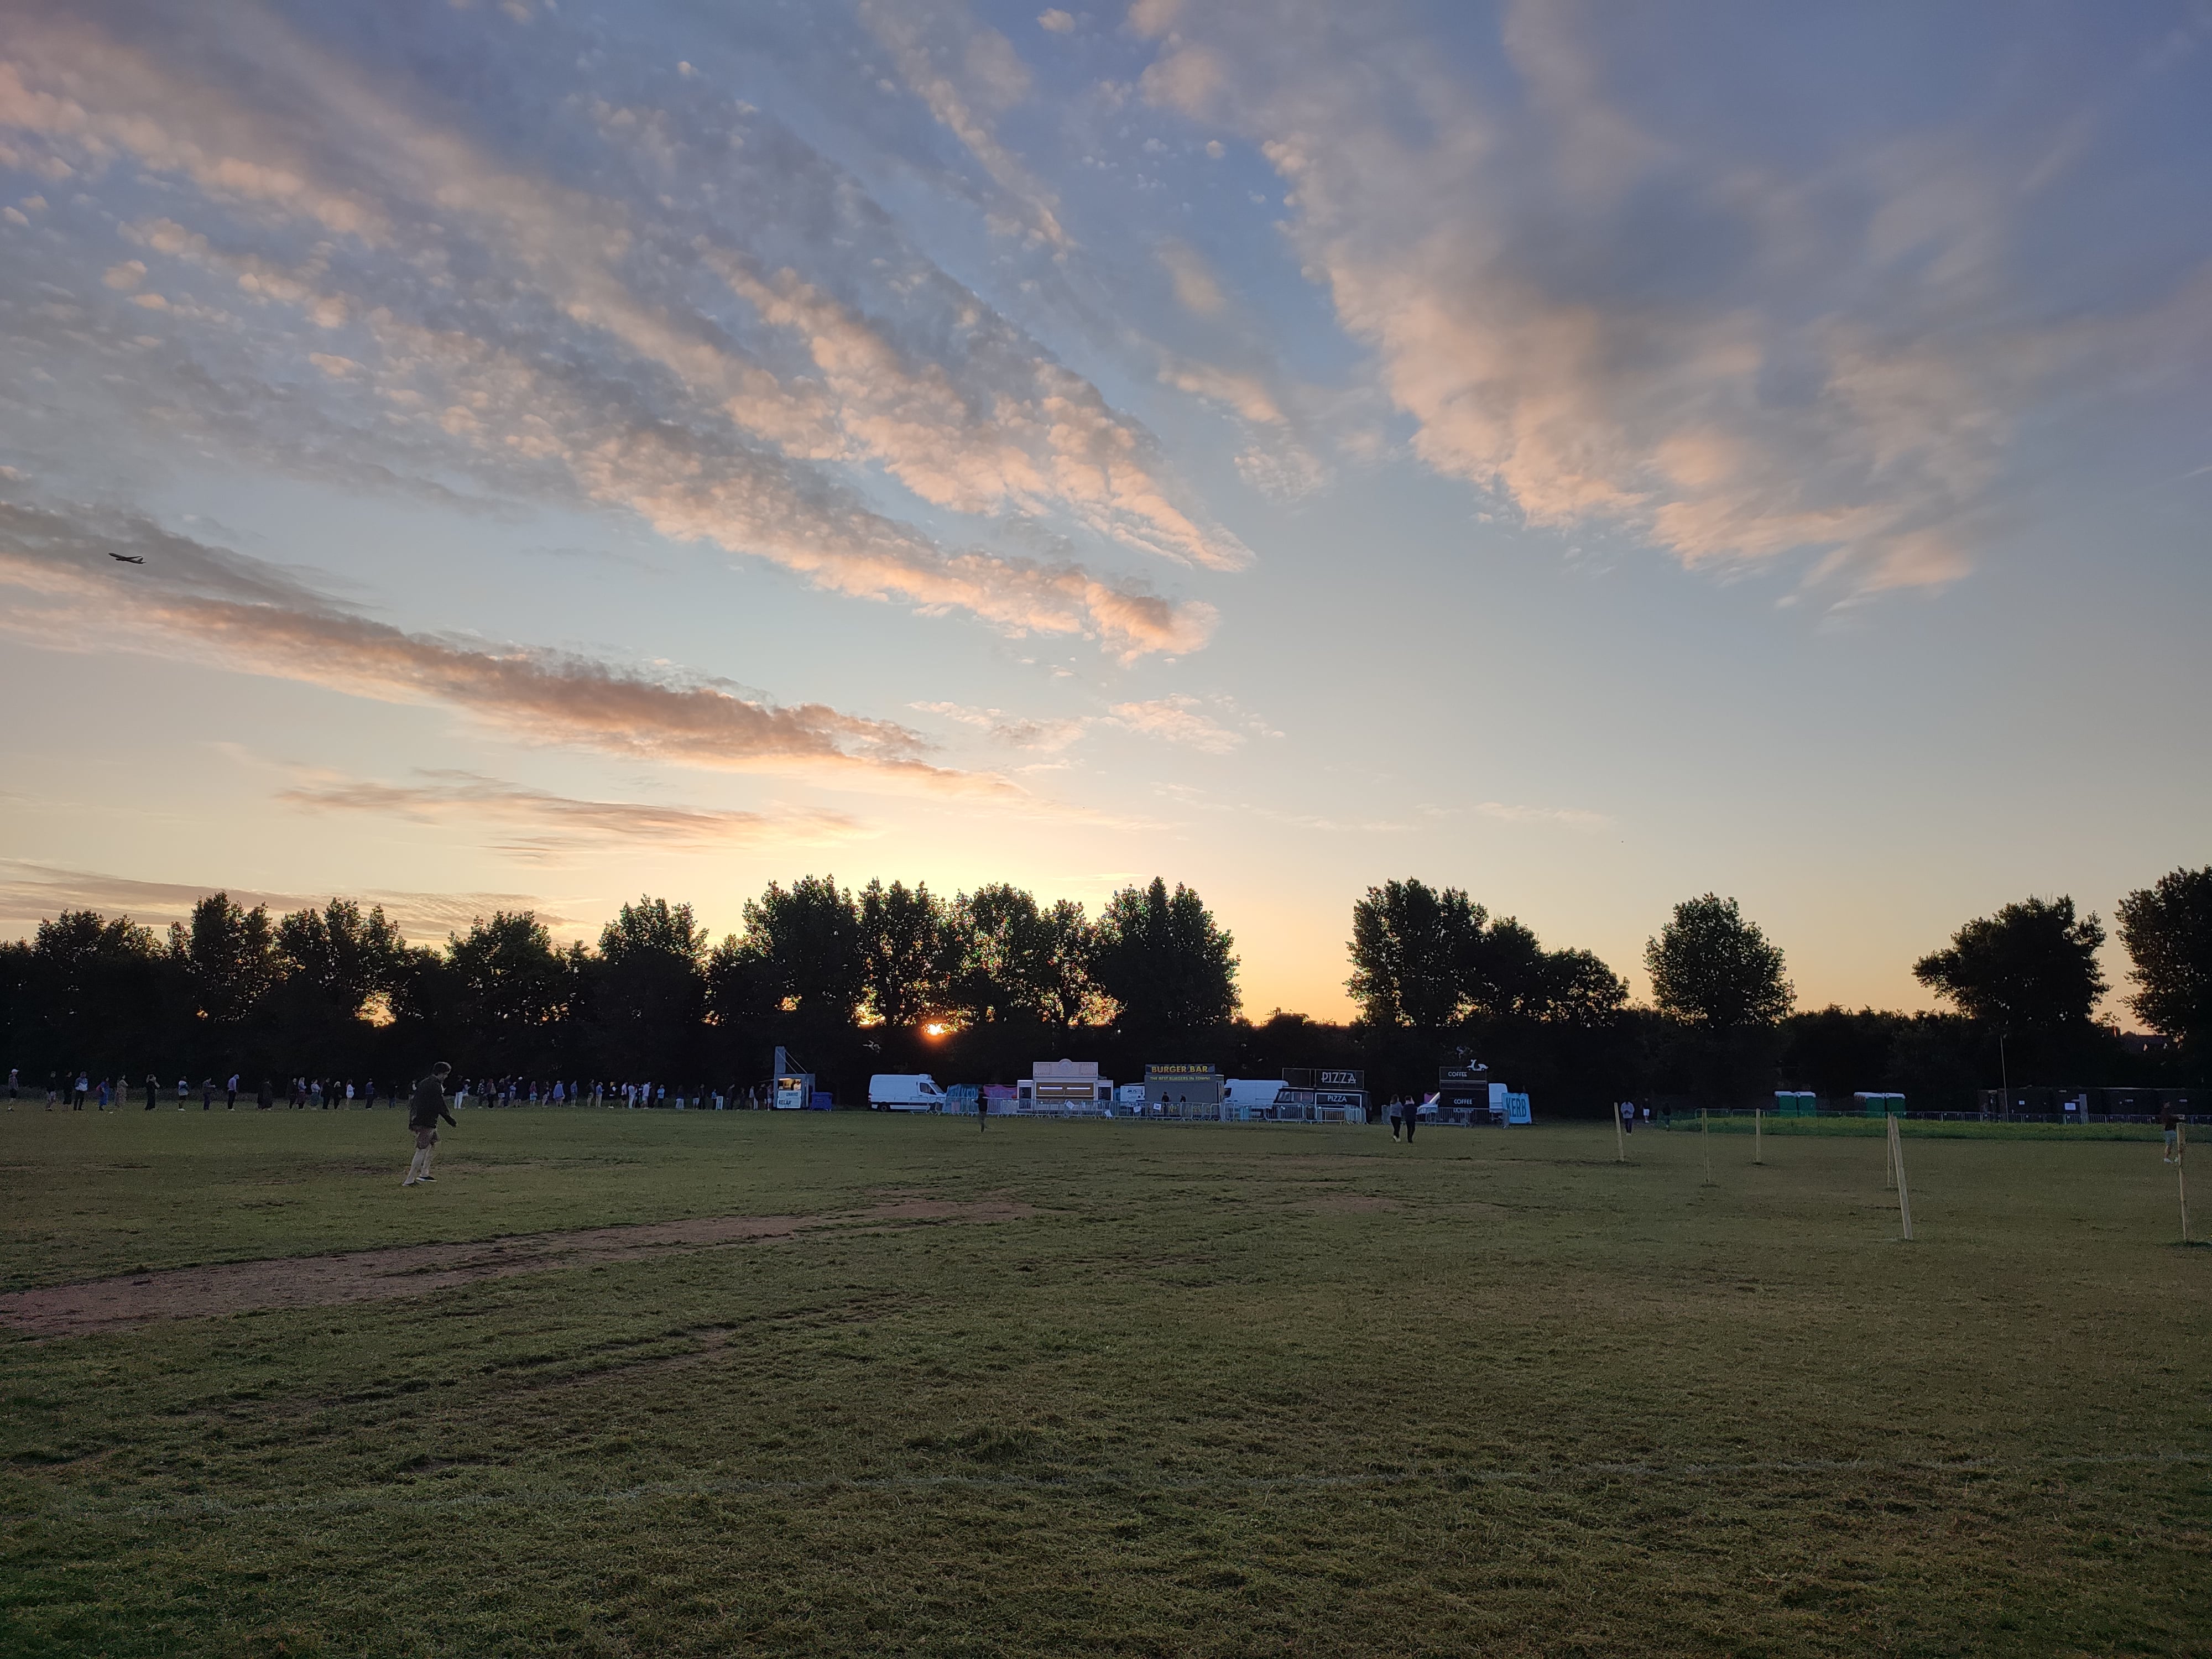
[404,1063,456,1188]
[257,1078,274,1111]
[2163,1101,2182,1164]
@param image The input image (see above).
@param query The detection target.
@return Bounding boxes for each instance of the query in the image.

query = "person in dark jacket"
[404,1063,456,1188]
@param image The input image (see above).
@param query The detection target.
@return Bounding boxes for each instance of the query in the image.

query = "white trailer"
[868,1073,949,1112]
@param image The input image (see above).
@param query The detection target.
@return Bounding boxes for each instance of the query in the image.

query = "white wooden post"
[1890,1113,1913,1241]
[1754,1106,1762,1165]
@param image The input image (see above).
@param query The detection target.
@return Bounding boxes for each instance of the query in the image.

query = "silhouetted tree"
[948,884,1066,1026]
[1347,879,1478,1029]
[1528,947,1630,1026]
[705,933,775,1026]
[18,911,170,1072]
[1646,894,1793,1029]
[1036,899,1098,1028]
[1093,878,1239,1040]
[171,893,278,1031]
[443,911,574,1070]
[274,899,409,1019]
[593,897,707,1077]
[2117,867,2212,1053]
[1913,896,2105,1033]
[741,877,863,1022]
[858,879,952,1030]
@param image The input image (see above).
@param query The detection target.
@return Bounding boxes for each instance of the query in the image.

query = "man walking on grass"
[404,1062,456,1188]
[2163,1100,2181,1164]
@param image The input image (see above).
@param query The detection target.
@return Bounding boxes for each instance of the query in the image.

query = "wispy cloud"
[1106,696,1242,754]
[911,691,1279,757]
[0,0,1241,653]
[0,495,1012,792]
[277,770,870,864]
[1466,801,1611,830]
[1108,694,1278,754]
[909,701,1089,752]
[0,860,566,945]
[857,0,1071,249]
[1132,0,2212,596]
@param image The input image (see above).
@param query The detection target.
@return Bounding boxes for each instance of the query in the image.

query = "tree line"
[0,877,1237,1104]
[1341,873,2209,1107]
[2,866,2204,1113]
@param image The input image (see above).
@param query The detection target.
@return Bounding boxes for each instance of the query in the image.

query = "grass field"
[3,1108,2208,1657]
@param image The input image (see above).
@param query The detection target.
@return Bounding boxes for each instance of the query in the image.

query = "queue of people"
[455,1077,774,1110]
[3,1070,779,1112]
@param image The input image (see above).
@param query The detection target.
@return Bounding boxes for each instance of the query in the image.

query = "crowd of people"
[3,1067,774,1112]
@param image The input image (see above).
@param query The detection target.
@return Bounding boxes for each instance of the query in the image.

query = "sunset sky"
[2,0,2207,1020]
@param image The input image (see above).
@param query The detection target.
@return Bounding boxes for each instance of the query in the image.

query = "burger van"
[868,1073,949,1112]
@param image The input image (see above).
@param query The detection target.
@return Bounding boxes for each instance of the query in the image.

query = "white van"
[1222,1078,1285,1120]
[868,1073,948,1112]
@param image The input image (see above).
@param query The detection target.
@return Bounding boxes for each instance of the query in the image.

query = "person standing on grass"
[404,1062,456,1187]
[226,1073,239,1110]
[144,1073,159,1112]
[258,1078,273,1111]
[2163,1100,2181,1164]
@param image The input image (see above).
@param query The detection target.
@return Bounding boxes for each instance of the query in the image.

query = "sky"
[1,0,2208,1022]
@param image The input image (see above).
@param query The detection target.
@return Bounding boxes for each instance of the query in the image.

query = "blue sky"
[1,0,2207,1019]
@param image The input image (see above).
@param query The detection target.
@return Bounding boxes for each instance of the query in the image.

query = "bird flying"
[106,552,145,564]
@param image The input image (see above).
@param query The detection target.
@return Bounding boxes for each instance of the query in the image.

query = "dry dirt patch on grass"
[0,1198,1035,1338]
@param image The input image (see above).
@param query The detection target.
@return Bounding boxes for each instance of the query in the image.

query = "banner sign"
[1438,1065,1488,1083]
[1318,1069,1365,1089]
